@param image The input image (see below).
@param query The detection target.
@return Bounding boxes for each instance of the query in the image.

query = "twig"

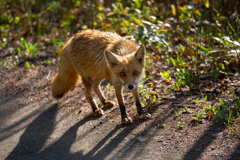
[172,104,196,108]
[46,70,51,80]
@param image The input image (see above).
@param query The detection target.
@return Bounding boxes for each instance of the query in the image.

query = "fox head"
[105,45,146,90]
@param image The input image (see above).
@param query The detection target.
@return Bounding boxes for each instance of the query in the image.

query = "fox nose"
[128,84,134,90]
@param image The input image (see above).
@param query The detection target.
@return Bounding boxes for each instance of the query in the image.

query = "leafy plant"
[138,74,153,95]
[106,83,114,99]
[170,53,200,91]
[0,40,7,49]
[203,95,207,105]
[204,97,240,126]
[19,38,39,58]
[196,98,199,104]
[203,102,216,115]
[192,112,206,122]
[138,75,158,107]
[160,71,171,80]
[172,79,182,91]
[177,122,184,128]
[184,106,193,114]
[175,67,200,91]
[25,61,33,69]
[145,91,158,107]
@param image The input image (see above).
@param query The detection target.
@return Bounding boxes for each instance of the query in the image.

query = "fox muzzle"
[125,84,136,90]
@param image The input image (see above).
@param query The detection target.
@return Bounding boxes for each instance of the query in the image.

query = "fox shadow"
[6,101,135,160]
[8,97,210,160]
[5,103,86,160]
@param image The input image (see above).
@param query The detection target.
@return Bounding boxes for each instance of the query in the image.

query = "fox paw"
[94,108,104,116]
[139,113,151,119]
[103,101,115,108]
[122,117,133,124]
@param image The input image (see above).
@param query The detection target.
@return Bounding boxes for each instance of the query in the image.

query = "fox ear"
[134,45,146,63]
[105,50,119,67]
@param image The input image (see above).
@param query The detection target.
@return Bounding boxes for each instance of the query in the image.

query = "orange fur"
[51,38,80,100]
[51,29,151,123]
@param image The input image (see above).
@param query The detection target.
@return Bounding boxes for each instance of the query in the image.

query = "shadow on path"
[37,115,90,159]
[82,124,133,160]
[183,123,226,160]
[6,103,88,160]
[6,104,58,160]
[6,102,123,160]
[229,143,240,160]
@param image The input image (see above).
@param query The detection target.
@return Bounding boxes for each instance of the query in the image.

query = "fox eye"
[133,71,138,75]
[120,72,125,76]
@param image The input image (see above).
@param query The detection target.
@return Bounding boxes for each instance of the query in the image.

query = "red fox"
[51,29,151,124]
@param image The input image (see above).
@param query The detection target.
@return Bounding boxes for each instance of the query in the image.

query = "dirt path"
[0,62,240,160]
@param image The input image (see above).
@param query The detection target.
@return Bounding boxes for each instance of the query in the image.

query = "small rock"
[137,136,146,142]
[212,132,222,137]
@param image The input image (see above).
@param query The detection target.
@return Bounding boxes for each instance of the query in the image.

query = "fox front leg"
[132,87,151,119]
[114,84,132,124]
[82,78,104,116]
[93,79,115,109]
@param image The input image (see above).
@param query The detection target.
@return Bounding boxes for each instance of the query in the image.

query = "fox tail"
[51,41,80,100]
